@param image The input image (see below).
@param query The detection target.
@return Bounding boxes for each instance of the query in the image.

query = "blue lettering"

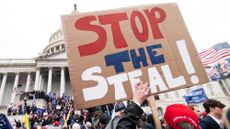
[130,47,148,69]
[104,50,130,73]
[146,44,165,64]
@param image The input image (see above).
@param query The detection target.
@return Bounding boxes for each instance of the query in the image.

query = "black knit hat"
[114,102,126,112]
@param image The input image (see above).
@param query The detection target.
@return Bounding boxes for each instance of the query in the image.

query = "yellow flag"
[64,108,72,127]
[23,113,30,129]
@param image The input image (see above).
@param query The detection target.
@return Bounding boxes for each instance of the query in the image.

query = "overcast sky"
[0,0,230,58]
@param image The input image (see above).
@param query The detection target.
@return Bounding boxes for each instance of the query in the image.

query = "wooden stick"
[146,95,162,129]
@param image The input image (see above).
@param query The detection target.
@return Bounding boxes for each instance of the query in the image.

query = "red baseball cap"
[164,104,200,129]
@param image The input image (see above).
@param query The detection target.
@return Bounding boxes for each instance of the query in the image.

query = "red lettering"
[75,16,107,57]
[99,13,128,48]
[131,11,148,42]
[74,7,166,56]
[144,7,166,39]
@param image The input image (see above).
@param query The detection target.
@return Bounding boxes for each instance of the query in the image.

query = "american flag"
[199,42,230,66]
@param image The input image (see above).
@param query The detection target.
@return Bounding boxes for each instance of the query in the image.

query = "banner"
[0,113,13,129]
[184,88,208,104]
[62,3,209,109]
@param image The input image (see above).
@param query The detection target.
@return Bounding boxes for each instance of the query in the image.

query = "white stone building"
[0,28,71,106]
[0,13,230,116]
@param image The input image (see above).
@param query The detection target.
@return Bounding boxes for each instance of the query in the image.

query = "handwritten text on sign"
[62,3,208,109]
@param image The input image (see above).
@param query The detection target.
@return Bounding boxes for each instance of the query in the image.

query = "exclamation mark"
[176,40,199,84]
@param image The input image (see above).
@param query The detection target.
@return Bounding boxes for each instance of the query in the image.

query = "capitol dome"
[39,28,66,58]
[39,5,79,59]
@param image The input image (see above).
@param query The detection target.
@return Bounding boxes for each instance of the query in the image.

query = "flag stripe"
[199,48,215,58]
[202,54,230,65]
[199,42,230,65]
[201,49,230,62]
[199,49,216,59]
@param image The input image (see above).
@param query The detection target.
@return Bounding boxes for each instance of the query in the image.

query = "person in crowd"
[17,104,23,115]
[105,101,126,129]
[113,101,126,118]
[222,106,230,129]
[92,110,104,129]
[188,104,203,121]
[160,117,167,129]
[83,109,92,123]
[7,103,13,116]
[12,104,17,115]
[142,113,155,129]
[86,121,94,129]
[7,82,150,129]
[164,104,200,129]
[14,119,22,129]
[115,81,150,129]
[72,122,82,129]
[200,99,227,129]
[98,113,110,129]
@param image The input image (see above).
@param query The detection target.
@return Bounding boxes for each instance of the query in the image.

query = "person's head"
[83,109,89,115]
[86,121,92,129]
[203,99,225,119]
[99,113,109,128]
[114,101,126,116]
[164,104,200,129]
[188,104,202,118]
[72,123,81,129]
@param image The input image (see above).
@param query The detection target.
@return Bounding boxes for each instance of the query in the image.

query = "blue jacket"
[200,115,227,129]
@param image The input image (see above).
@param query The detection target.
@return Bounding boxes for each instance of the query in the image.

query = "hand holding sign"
[133,81,150,105]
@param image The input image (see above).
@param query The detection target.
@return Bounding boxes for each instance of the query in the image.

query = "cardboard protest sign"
[62,3,208,109]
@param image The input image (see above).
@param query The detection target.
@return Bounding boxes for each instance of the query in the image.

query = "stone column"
[60,67,65,97]
[0,73,8,105]
[47,67,53,94]
[34,68,40,91]
[54,46,57,53]
[25,73,31,92]
[59,44,62,50]
[10,73,20,104]
[38,74,43,91]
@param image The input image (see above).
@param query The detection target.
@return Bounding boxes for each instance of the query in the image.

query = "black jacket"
[116,101,143,129]
[200,115,227,129]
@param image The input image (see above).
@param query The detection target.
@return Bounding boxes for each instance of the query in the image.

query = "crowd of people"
[6,81,230,129]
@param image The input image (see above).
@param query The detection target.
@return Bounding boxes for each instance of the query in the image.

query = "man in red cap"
[164,104,200,129]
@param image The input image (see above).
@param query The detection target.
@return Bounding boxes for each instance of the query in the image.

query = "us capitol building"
[0,8,230,115]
